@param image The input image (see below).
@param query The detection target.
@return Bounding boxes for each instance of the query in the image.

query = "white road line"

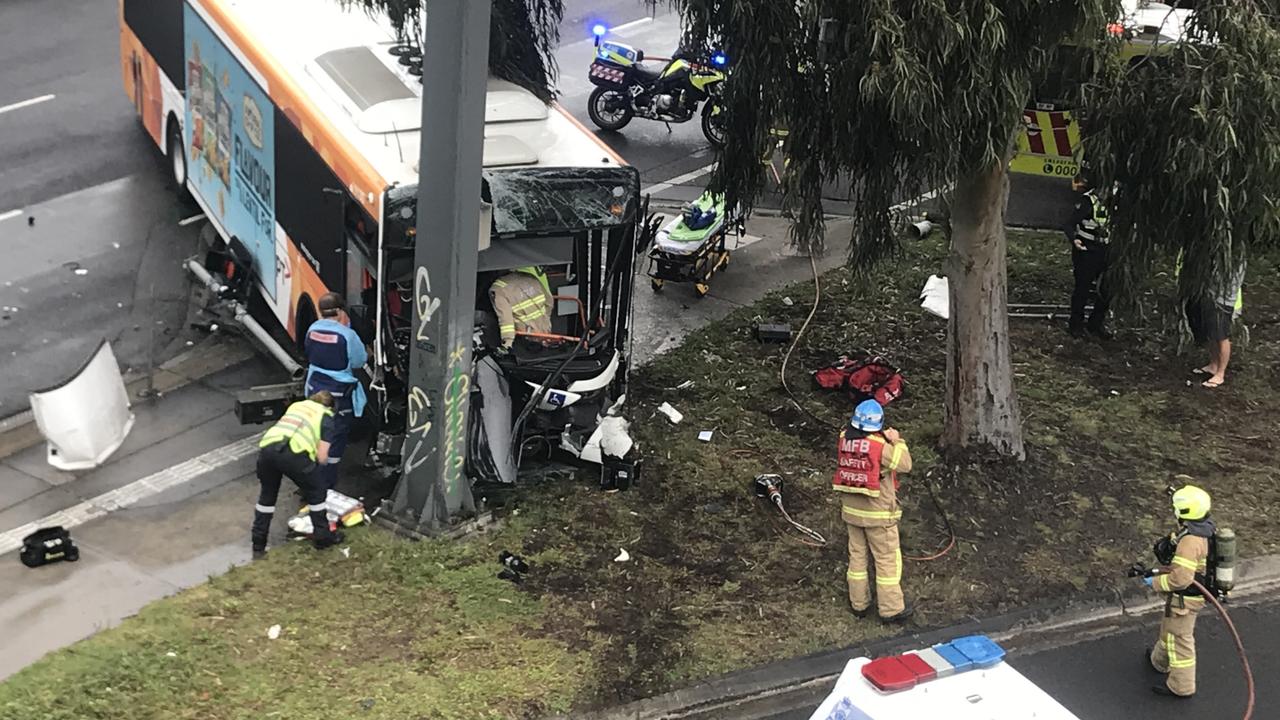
[0,94,55,115]
[561,13,676,51]
[0,436,258,555]
[646,163,716,196]
[0,209,22,223]
[178,213,206,226]
[611,16,654,33]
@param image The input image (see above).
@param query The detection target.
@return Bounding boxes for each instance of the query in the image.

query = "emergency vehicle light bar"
[861,634,1006,693]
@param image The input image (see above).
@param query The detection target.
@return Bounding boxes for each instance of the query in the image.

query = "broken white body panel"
[810,655,1080,720]
[29,340,135,471]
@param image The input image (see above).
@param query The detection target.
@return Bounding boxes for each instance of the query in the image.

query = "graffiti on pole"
[415,265,442,353]
[441,344,470,494]
[402,384,435,475]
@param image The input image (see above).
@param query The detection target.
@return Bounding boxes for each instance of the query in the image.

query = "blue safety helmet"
[850,399,884,432]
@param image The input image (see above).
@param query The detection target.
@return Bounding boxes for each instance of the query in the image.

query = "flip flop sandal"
[1191,367,1213,376]
[1201,378,1224,389]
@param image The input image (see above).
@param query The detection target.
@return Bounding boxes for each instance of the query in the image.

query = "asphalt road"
[0,0,157,210]
[1013,598,1278,719]
[0,0,199,416]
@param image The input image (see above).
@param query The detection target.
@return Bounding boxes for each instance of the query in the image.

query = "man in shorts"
[1186,259,1245,389]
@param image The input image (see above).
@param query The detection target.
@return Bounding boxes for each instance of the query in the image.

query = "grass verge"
[2,228,1278,719]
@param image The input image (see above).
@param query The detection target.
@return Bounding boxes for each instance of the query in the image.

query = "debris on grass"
[658,402,684,424]
[615,549,631,562]
[266,624,281,640]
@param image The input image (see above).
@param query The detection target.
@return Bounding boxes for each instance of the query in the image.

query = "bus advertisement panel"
[183,3,277,298]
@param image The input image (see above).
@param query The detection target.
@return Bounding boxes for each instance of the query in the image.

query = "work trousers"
[846,524,904,618]
[1149,600,1202,696]
[252,443,331,550]
[1070,247,1110,331]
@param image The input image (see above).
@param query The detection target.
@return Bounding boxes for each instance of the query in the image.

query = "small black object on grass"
[499,550,529,574]
[755,322,793,343]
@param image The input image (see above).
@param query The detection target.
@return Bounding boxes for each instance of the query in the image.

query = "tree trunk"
[942,159,1025,459]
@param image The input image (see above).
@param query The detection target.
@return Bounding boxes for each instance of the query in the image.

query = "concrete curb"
[0,334,254,461]
[561,554,1280,720]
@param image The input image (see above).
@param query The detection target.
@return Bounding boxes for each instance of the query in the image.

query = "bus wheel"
[167,121,189,196]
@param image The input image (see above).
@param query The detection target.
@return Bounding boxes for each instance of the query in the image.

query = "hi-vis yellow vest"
[259,400,331,461]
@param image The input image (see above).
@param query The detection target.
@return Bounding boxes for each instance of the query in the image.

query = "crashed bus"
[119,0,650,496]
[1011,0,1193,179]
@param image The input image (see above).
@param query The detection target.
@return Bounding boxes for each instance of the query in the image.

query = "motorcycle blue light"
[592,23,608,37]
[712,52,728,67]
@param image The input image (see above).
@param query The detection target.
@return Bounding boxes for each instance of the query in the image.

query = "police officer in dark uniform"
[1064,175,1112,339]
[303,292,368,491]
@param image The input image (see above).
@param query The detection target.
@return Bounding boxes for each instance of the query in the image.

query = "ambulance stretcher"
[646,208,742,298]
[809,634,1080,720]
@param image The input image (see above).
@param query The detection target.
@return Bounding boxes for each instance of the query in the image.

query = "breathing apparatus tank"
[1214,527,1237,593]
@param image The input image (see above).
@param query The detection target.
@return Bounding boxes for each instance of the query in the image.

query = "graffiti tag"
[440,345,470,494]
[414,265,442,351]
[402,385,435,474]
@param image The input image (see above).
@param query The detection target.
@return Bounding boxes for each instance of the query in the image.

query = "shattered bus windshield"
[385,166,640,251]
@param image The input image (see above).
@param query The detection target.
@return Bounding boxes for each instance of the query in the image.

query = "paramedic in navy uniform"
[304,292,368,491]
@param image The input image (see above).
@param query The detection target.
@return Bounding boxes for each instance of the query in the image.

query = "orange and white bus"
[120,0,648,483]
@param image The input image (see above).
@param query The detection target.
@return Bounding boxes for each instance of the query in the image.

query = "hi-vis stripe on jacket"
[490,270,552,346]
[1010,108,1082,179]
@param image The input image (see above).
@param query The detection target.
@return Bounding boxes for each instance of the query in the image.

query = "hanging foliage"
[336,0,564,103]
[667,1,1116,258]
[1085,0,1280,307]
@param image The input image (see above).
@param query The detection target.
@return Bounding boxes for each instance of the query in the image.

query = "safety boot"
[251,511,272,557]
[309,509,345,550]
[880,603,915,624]
[313,529,346,550]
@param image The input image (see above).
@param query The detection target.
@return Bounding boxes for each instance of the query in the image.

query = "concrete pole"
[387,0,490,532]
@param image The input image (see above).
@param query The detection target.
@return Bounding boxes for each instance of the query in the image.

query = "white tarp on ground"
[920,274,950,320]
[29,339,135,471]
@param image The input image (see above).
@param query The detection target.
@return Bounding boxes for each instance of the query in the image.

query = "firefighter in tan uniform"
[489,266,553,348]
[833,399,914,622]
[1143,484,1214,698]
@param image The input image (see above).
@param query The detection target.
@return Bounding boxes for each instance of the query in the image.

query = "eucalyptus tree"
[671,1,1121,459]
[672,0,1279,460]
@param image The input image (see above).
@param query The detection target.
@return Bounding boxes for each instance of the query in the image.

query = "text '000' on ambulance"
[810,635,1080,720]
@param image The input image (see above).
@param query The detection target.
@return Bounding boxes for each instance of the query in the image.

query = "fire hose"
[1189,579,1255,719]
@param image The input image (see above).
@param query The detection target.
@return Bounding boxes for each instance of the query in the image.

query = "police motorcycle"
[585,23,728,148]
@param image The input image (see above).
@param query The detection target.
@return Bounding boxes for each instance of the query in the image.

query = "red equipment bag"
[812,355,905,406]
